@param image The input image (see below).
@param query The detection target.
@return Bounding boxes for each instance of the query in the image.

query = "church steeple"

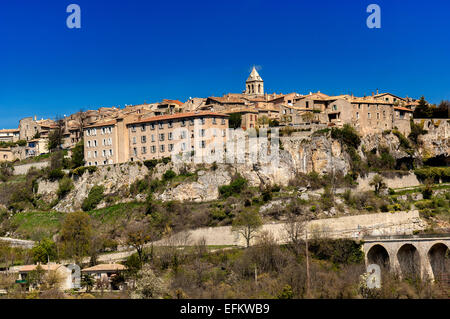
[245,66,264,95]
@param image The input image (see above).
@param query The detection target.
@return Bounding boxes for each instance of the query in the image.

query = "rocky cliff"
[36,127,449,212]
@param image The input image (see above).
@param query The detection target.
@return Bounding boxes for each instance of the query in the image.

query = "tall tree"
[71,140,85,168]
[59,211,93,263]
[31,238,58,264]
[125,220,154,265]
[413,96,432,119]
[47,117,65,152]
[232,210,263,248]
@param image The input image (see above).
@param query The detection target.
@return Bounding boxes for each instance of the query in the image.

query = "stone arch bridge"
[363,234,450,281]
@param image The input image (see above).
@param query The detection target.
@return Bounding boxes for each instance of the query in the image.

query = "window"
[133,148,137,156]
[131,126,136,132]
[108,138,112,145]
[102,139,106,146]
[221,118,225,125]
[94,151,98,158]
[168,121,173,128]
[88,140,91,147]
[151,134,155,142]
[181,143,186,151]
[159,123,163,129]
[200,141,206,148]
[151,146,156,153]
[181,120,186,127]
[181,131,186,139]
[168,144,173,152]
[305,101,309,108]
[159,133,165,141]
[368,113,371,119]
[132,137,136,144]
[87,151,91,158]
[200,129,205,137]
[168,132,173,140]
[150,124,155,130]
[356,112,359,119]
[109,149,113,156]
[142,146,147,154]
[160,145,165,152]
[189,119,194,125]
[222,129,226,137]
[102,150,106,157]
[93,140,97,147]
[141,136,146,143]
[333,105,337,111]
[212,117,216,124]
[377,113,380,119]
[141,124,146,131]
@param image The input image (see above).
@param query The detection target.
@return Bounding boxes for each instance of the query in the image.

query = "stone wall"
[156,211,426,247]
[13,161,49,175]
[356,172,421,192]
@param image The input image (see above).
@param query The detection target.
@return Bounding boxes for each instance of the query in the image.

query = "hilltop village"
[0,67,431,165]
[0,68,449,299]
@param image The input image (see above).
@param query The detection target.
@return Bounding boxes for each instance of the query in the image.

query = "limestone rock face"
[157,166,232,202]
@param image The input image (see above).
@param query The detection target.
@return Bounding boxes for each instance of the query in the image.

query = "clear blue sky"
[1,0,449,129]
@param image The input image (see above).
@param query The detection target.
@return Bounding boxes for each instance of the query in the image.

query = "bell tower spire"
[245,66,264,96]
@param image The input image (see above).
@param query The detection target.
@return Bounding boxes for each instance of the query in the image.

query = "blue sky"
[0,0,449,129]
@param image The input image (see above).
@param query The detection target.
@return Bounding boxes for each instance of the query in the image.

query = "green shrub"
[219,174,248,198]
[82,185,105,211]
[331,124,361,149]
[143,159,158,170]
[130,178,149,195]
[47,168,65,180]
[57,177,74,199]
[163,170,176,181]
[72,166,97,177]
[414,167,450,183]
[392,130,412,150]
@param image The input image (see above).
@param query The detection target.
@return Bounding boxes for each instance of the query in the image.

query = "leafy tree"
[433,100,449,118]
[71,141,85,168]
[413,96,432,118]
[232,210,263,248]
[47,118,65,152]
[163,170,176,181]
[27,265,46,289]
[125,221,154,265]
[0,162,14,182]
[81,273,95,293]
[31,238,58,264]
[59,211,93,263]
[131,264,166,299]
[369,174,387,195]
[228,113,242,129]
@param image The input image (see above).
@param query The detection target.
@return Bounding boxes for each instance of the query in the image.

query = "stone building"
[0,129,20,143]
[127,112,229,162]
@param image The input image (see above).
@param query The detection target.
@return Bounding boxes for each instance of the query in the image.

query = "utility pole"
[305,228,311,298]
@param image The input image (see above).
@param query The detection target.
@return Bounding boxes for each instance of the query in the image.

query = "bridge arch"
[428,242,449,281]
[397,244,421,278]
[367,244,390,270]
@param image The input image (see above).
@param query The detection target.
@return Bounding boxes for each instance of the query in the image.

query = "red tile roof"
[84,120,117,129]
[394,106,413,112]
[162,99,184,106]
[128,112,228,125]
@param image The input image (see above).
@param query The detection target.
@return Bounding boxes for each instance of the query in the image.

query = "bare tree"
[232,210,263,248]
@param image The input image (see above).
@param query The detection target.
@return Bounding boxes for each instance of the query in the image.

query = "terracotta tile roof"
[394,106,413,112]
[206,96,246,104]
[82,264,127,272]
[84,120,117,129]
[0,128,19,133]
[128,112,228,125]
[225,108,259,114]
[18,264,65,272]
[162,99,184,106]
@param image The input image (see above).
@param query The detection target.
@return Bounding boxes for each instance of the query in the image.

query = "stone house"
[81,263,127,291]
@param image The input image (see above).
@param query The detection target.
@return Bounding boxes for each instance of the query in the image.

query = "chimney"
[372,92,374,97]
[376,89,379,95]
